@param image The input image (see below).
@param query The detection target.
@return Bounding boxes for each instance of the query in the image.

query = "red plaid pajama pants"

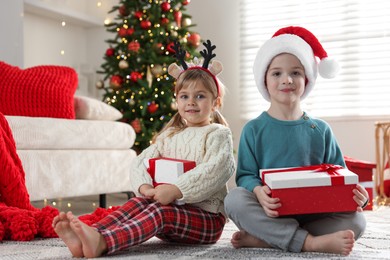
[92,196,226,254]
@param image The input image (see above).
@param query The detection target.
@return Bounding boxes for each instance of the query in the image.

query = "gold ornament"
[170,30,178,38]
[119,60,129,69]
[146,66,153,87]
[95,80,104,89]
[151,64,163,77]
[182,18,192,27]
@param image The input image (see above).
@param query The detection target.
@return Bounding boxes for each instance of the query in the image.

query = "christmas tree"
[97,0,201,153]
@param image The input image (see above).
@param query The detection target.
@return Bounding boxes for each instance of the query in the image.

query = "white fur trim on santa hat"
[253,34,318,102]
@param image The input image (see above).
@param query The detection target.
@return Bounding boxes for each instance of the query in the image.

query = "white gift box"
[145,157,196,186]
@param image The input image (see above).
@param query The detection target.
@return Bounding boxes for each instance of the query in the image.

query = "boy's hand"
[253,185,281,217]
[353,183,370,212]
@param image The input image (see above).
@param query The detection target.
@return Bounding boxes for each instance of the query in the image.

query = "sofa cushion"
[74,95,123,121]
[0,61,78,119]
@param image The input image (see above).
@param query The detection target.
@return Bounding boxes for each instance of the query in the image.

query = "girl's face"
[176,81,217,127]
[265,53,306,105]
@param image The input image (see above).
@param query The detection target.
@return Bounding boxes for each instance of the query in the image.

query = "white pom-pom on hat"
[318,57,340,78]
[253,26,340,102]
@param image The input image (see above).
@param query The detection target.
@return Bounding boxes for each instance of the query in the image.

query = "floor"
[6,204,390,259]
[31,193,131,216]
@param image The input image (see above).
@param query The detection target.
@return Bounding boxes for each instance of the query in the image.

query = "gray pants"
[224,187,366,252]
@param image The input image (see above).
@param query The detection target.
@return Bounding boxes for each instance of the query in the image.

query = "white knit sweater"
[129,123,235,215]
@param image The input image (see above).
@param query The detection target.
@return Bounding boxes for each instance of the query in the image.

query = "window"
[240,0,390,120]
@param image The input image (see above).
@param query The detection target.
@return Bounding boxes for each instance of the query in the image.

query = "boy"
[225,26,369,256]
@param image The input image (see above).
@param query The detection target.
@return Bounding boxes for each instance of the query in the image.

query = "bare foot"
[53,212,83,258]
[303,230,355,256]
[67,211,108,258]
[231,230,271,249]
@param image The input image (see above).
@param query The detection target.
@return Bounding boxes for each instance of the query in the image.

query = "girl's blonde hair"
[152,69,228,143]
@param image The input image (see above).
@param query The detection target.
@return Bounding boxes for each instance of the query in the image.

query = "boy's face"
[265,53,306,105]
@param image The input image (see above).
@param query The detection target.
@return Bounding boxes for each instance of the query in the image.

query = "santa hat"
[253,26,340,101]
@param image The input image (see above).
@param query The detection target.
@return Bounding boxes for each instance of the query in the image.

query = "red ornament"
[182,0,190,5]
[130,71,142,82]
[134,11,143,19]
[160,17,170,26]
[119,5,130,17]
[128,41,140,52]
[147,102,159,114]
[161,2,171,12]
[173,10,182,27]
[130,118,142,133]
[140,20,152,29]
[110,75,123,89]
[105,48,115,57]
[127,28,135,36]
[187,33,201,48]
[118,27,127,37]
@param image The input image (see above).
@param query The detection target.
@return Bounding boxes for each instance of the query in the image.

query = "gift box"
[260,164,359,216]
[146,157,196,187]
[344,156,376,182]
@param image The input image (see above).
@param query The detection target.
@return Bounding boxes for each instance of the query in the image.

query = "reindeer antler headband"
[168,40,223,95]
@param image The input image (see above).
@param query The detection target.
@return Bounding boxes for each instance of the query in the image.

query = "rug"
[1,206,389,260]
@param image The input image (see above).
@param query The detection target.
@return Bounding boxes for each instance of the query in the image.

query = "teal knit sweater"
[236,112,345,192]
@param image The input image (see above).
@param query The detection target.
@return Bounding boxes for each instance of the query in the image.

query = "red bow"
[262,164,345,186]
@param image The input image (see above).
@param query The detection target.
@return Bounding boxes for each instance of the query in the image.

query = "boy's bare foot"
[303,230,355,256]
[231,230,271,249]
[53,212,83,258]
[67,211,108,258]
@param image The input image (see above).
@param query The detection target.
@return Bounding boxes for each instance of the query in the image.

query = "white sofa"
[5,96,138,207]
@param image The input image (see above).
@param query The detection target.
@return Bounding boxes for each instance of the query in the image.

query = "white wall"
[0,0,115,98]
[1,0,388,164]
[325,117,383,162]
[23,14,88,67]
[0,1,24,66]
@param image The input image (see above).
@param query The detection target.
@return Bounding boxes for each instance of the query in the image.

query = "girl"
[224,26,369,256]
[53,40,235,258]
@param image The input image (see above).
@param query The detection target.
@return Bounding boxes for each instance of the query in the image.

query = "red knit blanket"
[0,112,59,241]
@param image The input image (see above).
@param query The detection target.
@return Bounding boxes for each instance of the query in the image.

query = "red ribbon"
[262,164,345,186]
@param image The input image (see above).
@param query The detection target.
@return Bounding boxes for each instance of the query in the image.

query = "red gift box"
[261,164,359,216]
[146,157,196,187]
[344,156,376,182]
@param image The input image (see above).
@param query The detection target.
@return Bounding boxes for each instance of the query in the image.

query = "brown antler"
[172,41,188,70]
[200,40,216,69]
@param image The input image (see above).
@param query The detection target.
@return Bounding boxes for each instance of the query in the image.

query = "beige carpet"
[1,206,389,260]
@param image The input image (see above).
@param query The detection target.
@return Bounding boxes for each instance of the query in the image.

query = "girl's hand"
[353,183,370,212]
[139,184,155,199]
[153,184,183,205]
[253,185,281,218]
